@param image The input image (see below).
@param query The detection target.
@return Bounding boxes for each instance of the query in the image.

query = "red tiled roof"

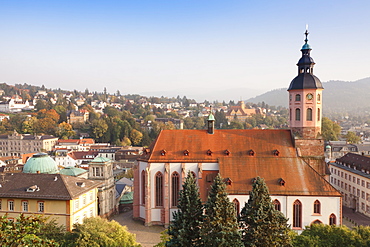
[141,129,296,162]
[219,157,340,196]
[140,129,340,197]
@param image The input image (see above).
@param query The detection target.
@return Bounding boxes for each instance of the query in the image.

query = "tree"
[292,224,370,247]
[129,129,143,146]
[56,122,75,139]
[0,214,61,246]
[321,117,341,141]
[344,131,361,144]
[239,177,291,247]
[90,119,108,141]
[68,217,140,247]
[166,171,203,247]
[201,174,243,247]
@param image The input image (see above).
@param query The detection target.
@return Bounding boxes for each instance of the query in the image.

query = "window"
[295,108,301,121]
[155,172,163,207]
[233,199,240,215]
[75,199,79,210]
[317,94,321,101]
[362,180,365,187]
[8,200,14,211]
[295,94,301,101]
[357,178,360,185]
[0,199,2,210]
[293,200,302,228]
[38,202,44,212]
[22,201,28,212]
[307,108,313,121]
[83,195,86,205]
[357,189,360,196]
[141,170,146,205]
[349,175,351,181]
[329,214,336,225]
[90,191,94,201]
[317,108,320,121]
[362,191,365,199]
[313,200,321,214]
[93,167,102,177]
[171,172,180,207]
[273,199,281,211]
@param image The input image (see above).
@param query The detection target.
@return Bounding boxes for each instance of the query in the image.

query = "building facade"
[0,131,58,157]
[88,156,116,217]
[0,173,101,230]
[329,153,370,217]
[133,30,342,230]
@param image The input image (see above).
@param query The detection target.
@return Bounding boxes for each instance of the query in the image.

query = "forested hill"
[246,77,370,116]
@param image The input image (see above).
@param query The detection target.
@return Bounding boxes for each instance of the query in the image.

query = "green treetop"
[201,174,243,247]
[239,177,291,247]
[166,171,203,247]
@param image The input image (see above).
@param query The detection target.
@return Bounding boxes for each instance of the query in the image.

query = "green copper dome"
[301,43,312,50]
[23,153,59,174]
[208,113,215,121]
[90,156,111,163]
[60,166,87,176]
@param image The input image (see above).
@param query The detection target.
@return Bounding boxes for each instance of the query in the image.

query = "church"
[133,30,342,230]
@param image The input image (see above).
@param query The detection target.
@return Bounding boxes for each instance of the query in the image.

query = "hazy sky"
[1,0,369,101]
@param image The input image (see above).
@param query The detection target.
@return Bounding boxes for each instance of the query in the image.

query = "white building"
[329,153,370,217]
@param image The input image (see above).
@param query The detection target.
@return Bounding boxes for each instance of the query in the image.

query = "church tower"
[288,29,327,177]
[288,29,323,139]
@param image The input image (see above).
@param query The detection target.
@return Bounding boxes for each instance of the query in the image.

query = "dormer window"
[184,150,190,156]
[248,150,255,156]
[279,178,286,186]
[224,150,230,156]
[76,182,85,187]
[160,150,167,156]
[144,148,151,155]
[224,177,233,185]
[26,185,39,192]
[273,150,280,156]
[206,149,213,156]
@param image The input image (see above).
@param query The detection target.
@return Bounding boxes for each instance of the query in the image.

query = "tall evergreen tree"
[166,171,203,247]
[201,174,243,247]
[239,177,291,247]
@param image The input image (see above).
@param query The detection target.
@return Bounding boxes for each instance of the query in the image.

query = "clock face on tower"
[306,93,313,100]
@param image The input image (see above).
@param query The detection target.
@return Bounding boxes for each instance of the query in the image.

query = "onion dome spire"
[288,28,323,90]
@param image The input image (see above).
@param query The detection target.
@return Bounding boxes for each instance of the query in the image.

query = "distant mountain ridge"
[246,77,370,116]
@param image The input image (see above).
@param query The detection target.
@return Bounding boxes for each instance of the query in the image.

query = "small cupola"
[207,112,215,134]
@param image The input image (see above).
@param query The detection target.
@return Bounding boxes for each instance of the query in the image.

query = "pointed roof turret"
[288,28,323,91]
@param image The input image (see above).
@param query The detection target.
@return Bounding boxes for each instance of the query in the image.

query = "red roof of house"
[140,129,341,197]
[57,138,95,145]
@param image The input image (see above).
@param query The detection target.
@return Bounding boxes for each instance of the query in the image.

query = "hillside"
[246,77,370,116]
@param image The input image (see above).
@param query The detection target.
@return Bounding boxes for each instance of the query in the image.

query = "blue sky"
[1,1,369,101]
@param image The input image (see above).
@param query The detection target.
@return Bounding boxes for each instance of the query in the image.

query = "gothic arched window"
[233,198,240,215]
[155,172,163,207]
[171,172,180,207]
[273,199,281,211]
[313,200,321,214]
[141,170,145,205]
[295,108,301,121]
[307,108,313,121]
[329,214,337,225]
[293,200,302,228]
